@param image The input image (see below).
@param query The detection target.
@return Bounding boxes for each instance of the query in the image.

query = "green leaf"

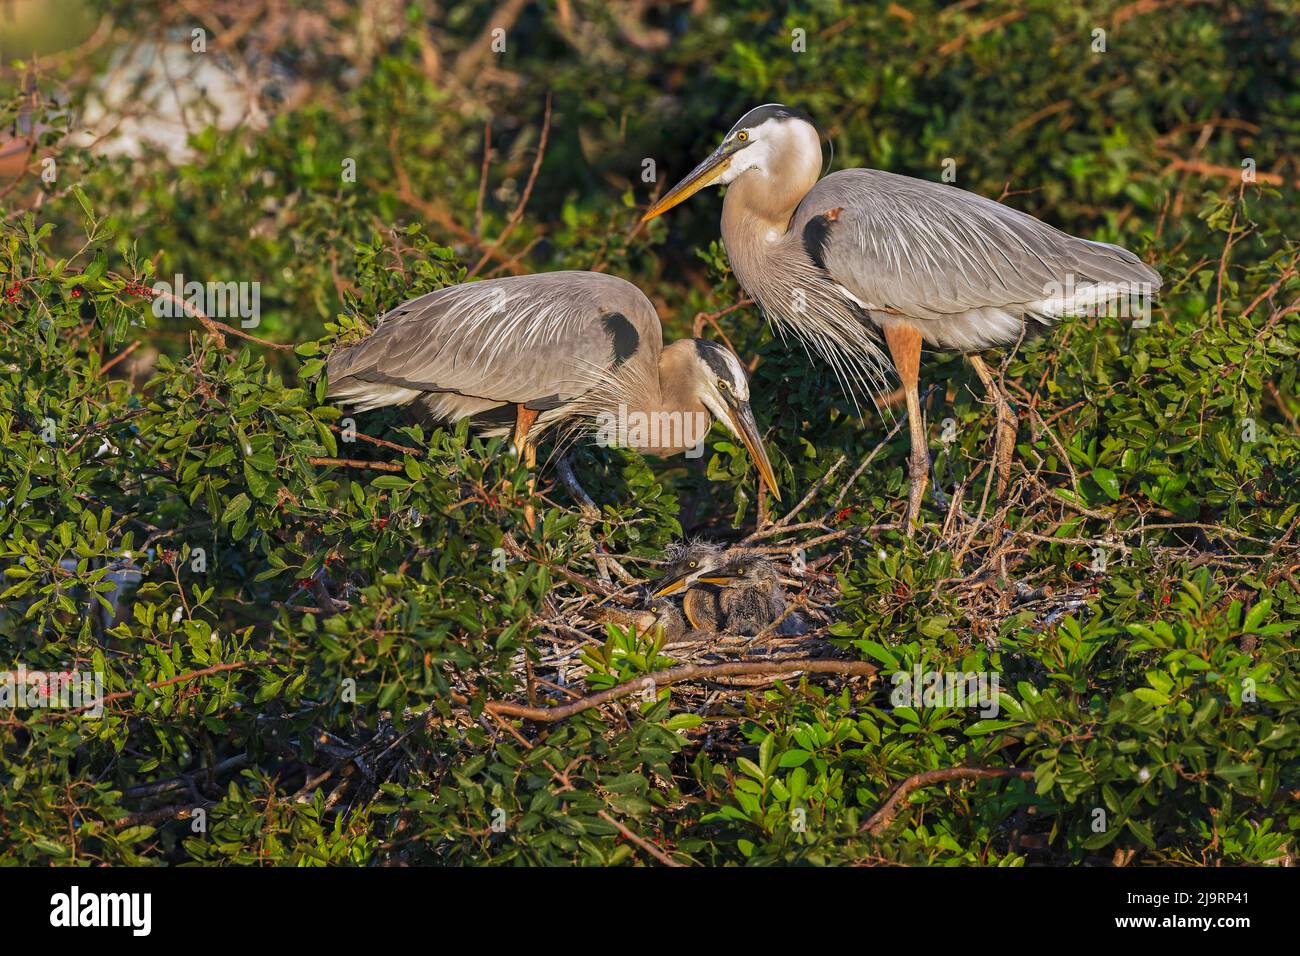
[1093,467,1121,501]
[220,493,252,524]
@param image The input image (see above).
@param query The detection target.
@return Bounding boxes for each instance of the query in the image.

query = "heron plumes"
[723,216,896,413]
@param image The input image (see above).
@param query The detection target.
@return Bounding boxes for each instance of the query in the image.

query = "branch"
[307,456,404,473]
[327,424,420,455]
[597,810,684,867]
[691,298,753,353]
[486,658,877,722]
[39,659,281,721]
[452,0,532,80]
[861,766,1034,836]
[760,454,845,535]
[99,339,142,376]
[115,801,213,828]
[501,536,641,606]
[124,754,250,799]
[468,93,552,277]
[1158,156,1294,189]
[153,290,294,350]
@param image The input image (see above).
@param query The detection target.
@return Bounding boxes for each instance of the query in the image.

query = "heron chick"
[325,271,780,504]
[705,553,804,638]
[583,542,731,645]
[652,544,803,639]
[649,539,729,636]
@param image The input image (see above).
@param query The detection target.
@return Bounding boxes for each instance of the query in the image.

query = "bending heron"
[325,271,780,511]
[642,104,1161,530]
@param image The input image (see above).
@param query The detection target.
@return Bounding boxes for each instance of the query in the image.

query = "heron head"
[641,104,822,222]
[651,540,728,597]
[682,339,781,502]
[696,553,781,591]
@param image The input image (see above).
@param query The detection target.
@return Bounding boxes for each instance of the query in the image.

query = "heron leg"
[883,323,928,535]
[514,404,541,530]
[967,354,1017,499]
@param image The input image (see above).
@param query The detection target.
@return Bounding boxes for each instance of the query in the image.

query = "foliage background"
[0,0,1297,865]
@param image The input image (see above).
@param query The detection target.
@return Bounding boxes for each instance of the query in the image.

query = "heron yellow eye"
[737,131,749,142]
[689,561,697,568]
[717,379,729,391]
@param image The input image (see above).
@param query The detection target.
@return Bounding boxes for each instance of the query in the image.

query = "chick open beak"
[725,399,782,503]
[641,142,734,222]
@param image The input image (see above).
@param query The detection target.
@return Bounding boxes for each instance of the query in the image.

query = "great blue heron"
[325,271,780,514]
[642,104,1161,530]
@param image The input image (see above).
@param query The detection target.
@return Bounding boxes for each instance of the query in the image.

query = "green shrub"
[1,0,1297,866]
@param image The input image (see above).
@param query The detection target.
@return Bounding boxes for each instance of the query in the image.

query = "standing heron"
[641,104,1161,531]
[325,272,781,514]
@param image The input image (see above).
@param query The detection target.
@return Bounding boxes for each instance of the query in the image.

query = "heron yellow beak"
[641,144,733,222]
[651,573,692,598]
[726,400,782,503]
[696,574,738,586]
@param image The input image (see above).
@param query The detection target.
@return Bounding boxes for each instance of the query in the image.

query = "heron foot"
[904,441,930,536]
[991,400,1017,499]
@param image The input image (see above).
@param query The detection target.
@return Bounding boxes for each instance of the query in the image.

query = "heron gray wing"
[792,169,1161,321]
[326,271,663,412]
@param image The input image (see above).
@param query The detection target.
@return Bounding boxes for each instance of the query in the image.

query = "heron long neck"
[721,168,819,311]
[720,171,895,401]
[722,170,809,242]
[620,342,708,457]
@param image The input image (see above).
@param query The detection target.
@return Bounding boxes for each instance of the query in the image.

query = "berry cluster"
[3,280,24,304]
[122,280,157,297]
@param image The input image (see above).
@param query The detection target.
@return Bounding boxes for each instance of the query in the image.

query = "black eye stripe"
[726,103,816,137]
[694,339,743,385]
